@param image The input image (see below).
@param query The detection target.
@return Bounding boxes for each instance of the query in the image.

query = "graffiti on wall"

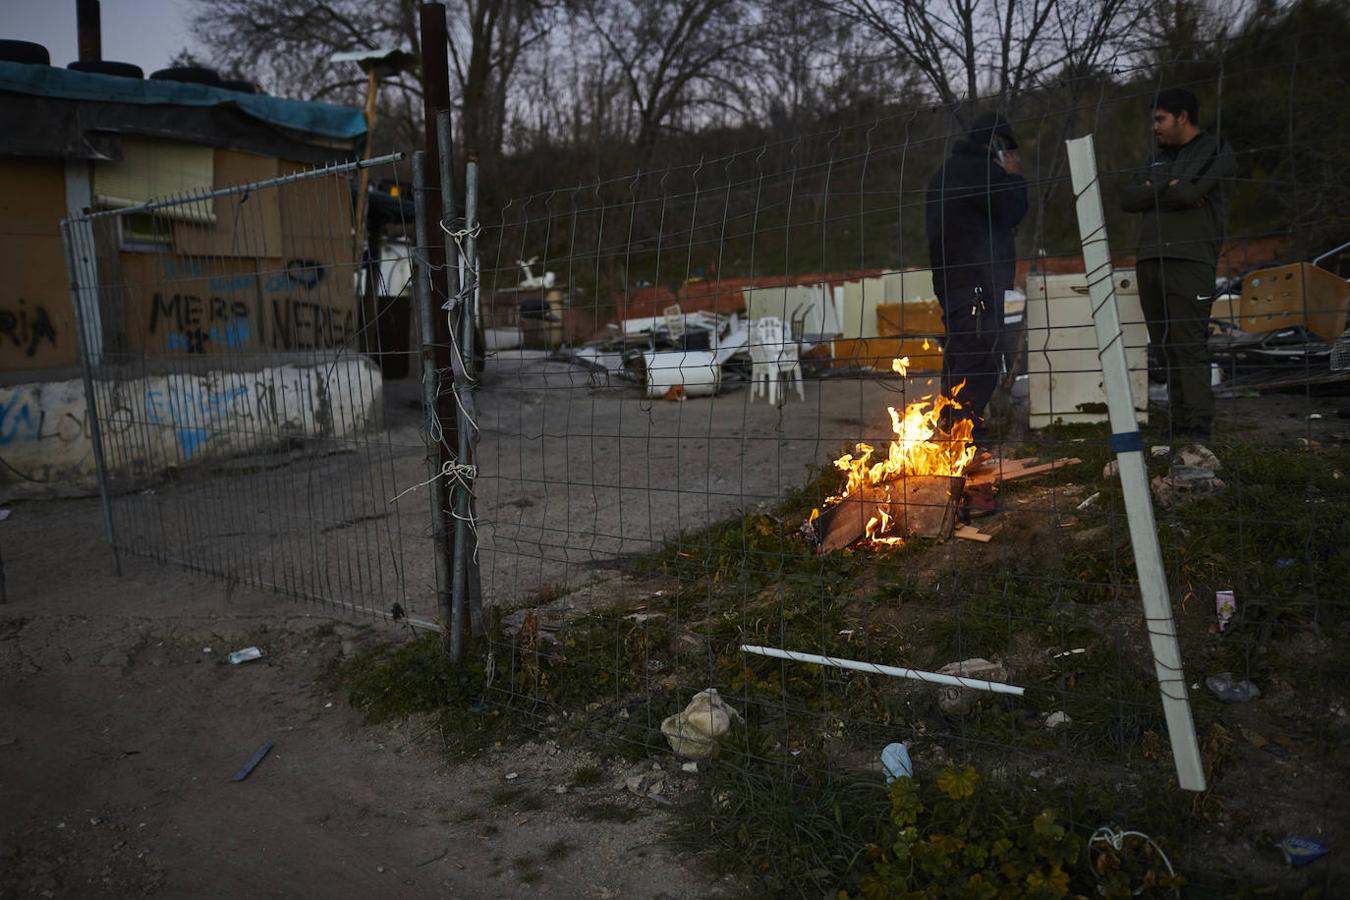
[0,359,379,484]
[142,378,320,460]
[0,390,132,447]
[150,293,253,353]
[150,258,354,354]
[0,299,59,357]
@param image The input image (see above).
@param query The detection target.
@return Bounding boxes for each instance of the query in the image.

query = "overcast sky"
[1,0,199,73]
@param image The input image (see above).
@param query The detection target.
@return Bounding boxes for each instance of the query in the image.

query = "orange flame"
[822,357,976,547]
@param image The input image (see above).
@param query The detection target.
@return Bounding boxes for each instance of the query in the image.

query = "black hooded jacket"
[925,139,1029,297]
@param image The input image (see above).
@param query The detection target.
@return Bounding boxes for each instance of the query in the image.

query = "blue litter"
[232,741,274,782]
[881,742,913,784]
[1275,837,1329,867]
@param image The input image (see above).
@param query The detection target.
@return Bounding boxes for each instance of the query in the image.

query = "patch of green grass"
[570,764,603,787]
[343,633,457,722]
[674,736,890,897]
[341,632,515,757]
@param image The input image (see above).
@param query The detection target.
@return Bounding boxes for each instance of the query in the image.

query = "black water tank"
[149,65,221,86]
[0,40,51,65]
[68,60,143,78]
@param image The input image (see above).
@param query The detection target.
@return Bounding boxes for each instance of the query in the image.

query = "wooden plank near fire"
[964,456,1083,487]
[815,475,964,554]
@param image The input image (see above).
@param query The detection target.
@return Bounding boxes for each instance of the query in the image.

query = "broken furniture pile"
[1209,259,1350,395]
[562,305,812,403]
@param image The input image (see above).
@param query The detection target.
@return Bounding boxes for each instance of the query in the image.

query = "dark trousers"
[937,283,1004,441]
[1137,258,1215,437]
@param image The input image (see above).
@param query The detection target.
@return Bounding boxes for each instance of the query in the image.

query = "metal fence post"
[420,1,462,657]
[435,110,470,662]
[60,217,121,576]
[461,152,483,635]
[1066,134,1206,792]
[412,152,455,639]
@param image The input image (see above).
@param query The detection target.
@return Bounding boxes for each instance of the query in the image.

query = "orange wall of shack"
[0,156,77,371]
[0,146,360,374]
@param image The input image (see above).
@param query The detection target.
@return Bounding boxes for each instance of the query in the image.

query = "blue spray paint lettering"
[0,398,40,444]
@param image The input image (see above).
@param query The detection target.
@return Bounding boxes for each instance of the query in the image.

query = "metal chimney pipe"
[77,0,102,62]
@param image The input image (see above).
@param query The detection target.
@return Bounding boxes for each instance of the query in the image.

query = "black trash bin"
[362,294,413,380]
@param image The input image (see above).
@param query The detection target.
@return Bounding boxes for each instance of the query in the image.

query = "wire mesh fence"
[62,153,443,628]
[51,17,1350,896]
[462,34,1350,897]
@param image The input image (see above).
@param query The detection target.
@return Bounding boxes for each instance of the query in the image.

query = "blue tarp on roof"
[0,61,366,141]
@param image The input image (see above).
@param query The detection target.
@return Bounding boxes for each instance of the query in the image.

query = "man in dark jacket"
[1121,88,1236,440]
[926,112,1029,446]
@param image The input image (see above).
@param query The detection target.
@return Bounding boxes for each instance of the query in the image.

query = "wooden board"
[964,456,1082,487]
[876,300,945,337]
[1238,262,1350,342]
[831,336,943,372]
[815,475,963,554]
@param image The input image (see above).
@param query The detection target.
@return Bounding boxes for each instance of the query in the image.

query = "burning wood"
[813,475,965,553]
[807,357,976,554]
[804,357,1087,554]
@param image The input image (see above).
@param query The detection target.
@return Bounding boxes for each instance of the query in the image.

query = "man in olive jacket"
[1121,88,1236,440]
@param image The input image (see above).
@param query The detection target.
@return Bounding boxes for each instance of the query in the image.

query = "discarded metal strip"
[232,741,274,782]
[740,645,1024,695]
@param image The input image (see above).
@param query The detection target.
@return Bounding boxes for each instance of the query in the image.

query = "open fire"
[810,357,977,551]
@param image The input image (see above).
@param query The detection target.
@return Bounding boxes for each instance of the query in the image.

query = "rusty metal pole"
[76,0,101,63]
[419,1,460,650]
[352,67,379,263]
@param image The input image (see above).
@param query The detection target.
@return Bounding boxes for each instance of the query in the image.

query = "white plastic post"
[1065,135,1206,792]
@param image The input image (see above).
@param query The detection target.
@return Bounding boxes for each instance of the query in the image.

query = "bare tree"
[748,0,829,128]
[446,0,552,156]
[813,0,1139,117]
[186,0,548,163]
[583,0,764,155]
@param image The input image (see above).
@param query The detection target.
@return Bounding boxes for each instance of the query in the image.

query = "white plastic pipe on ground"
[739,645,1025,695]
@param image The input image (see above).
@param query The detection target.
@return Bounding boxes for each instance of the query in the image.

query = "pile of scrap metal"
[559,309,752,397]
[1207,255,1350,396]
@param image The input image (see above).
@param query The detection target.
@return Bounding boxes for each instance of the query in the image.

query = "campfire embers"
[807,358,976,554]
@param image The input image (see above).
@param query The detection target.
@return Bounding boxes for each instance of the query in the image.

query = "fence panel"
[467,44,1350,897]
[63,154,441,628]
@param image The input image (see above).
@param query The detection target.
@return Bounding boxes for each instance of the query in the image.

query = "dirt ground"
[0,354,943,900]
[4,352,1347,897]
[0,493,732,899]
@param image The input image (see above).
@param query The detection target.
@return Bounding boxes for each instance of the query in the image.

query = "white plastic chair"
[663,304,686,345]
[749,316,804,406]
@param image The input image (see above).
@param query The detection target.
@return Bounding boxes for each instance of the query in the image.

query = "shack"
[0,37,372,488]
